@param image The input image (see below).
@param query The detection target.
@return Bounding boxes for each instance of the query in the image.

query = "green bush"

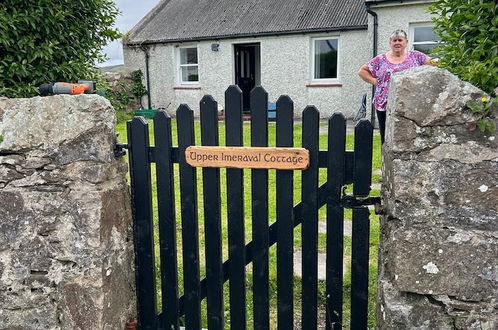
[131,70,148,104]
[0,0,121,98]
[94,75,134,124]
[429,0,498,96]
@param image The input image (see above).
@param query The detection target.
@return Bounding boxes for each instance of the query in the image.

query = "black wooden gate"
[126,86,378,330]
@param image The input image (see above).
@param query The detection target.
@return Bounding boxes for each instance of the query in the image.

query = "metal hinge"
[341,187,383,214]
[113,133,128,158]
[114,142,128,158]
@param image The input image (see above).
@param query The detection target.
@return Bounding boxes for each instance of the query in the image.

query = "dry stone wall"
[102,71,143,112]
[0,95,135,329]
[379,66,498,329]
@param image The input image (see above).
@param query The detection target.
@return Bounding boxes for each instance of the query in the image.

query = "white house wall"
[371,1,435,54]
[124,31,371,118]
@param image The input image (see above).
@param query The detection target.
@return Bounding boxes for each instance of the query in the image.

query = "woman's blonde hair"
[389,29,408,40]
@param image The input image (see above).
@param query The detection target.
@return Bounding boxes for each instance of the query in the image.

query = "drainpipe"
[140,45,152,109]
[366,2,378,127]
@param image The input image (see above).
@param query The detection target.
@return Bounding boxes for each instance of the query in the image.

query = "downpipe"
[366,3,378,127]
[140,45,152,110]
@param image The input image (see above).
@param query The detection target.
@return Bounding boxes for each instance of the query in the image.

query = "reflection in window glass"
[414,26,440,43]
[179,47,199,83]
[414,44,435,54]
[412,26,441,55]
[180,48,198,64]
[181,66,199,82]
[314,39,338,79]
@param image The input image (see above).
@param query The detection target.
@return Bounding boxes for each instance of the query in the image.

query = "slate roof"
[125,0,368,45]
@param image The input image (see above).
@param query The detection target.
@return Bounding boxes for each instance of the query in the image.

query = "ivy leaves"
[429,1,498,96]
[430,0,497,134]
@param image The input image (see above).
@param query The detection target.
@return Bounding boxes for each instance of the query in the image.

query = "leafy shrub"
[429,0,498,96]
[130,70,148,104]
[94,75,133,124]
[0,0,121,98]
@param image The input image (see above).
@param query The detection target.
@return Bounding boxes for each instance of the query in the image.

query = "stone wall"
[378,66,498,329]
[0,95,135,329]
[102,71,143,112]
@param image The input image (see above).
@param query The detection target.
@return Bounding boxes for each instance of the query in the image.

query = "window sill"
[174,86,201,90]
[306,83,343,88]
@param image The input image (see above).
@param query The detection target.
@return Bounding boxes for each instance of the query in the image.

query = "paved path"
[293,250,347,281]
[294,219,353,280]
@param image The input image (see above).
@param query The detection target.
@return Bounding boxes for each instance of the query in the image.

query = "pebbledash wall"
[368,1,435,54]
[0,95,135,329]
[123,30,370,118]
[379,66,498,329]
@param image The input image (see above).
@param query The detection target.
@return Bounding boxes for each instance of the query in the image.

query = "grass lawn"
[116,118,382,329]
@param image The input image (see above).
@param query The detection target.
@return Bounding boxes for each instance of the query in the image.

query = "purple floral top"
[367,50,429,111]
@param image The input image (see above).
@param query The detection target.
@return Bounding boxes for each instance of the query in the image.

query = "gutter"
[365,0,431,6]
[139,44,152,110]
[124,25,368,47]
[365,2,378,126]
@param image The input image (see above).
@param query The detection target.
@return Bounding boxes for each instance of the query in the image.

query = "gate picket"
[326,113,346,330]
[353,120,373,197]
[225,85,247,330]
[301,106,320,330]
[154,112,179,330]
[350,120,373,329]
[127,117,157,329]
[275,95,294,330]
[200,95,224,330]
[177,105,201,329]
[351,207,370,330]
[250,87,270,330]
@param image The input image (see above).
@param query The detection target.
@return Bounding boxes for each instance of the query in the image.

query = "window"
[312,37,339,81]
[178,47,198,84]
[410,24,441,55]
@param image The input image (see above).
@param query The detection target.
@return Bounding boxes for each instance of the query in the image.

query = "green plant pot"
[135,109,158,119]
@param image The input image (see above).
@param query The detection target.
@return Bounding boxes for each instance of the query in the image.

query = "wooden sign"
[185,146,310,170]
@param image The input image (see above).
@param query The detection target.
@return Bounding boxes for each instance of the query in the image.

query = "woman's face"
[389,36,408,53]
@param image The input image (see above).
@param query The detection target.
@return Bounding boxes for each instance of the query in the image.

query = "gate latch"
[341,188,383,214]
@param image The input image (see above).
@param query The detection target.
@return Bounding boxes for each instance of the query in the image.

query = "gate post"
[379,67,498,329]
[0,95,135,329]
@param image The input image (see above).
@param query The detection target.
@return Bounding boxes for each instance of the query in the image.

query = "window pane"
[414,27,441,42]
[180,48,198,64]
[314,39,338,79]
[182,66,199,82]
[414,43,438,55]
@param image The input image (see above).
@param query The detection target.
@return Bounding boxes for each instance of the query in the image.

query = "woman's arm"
[358,64,377,85]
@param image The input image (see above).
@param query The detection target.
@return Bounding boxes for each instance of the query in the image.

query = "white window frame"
[310,36,340,83]
[177,45,199,85]
[409,23,440,54]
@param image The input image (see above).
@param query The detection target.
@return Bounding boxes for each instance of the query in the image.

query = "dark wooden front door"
[234,44,258,113]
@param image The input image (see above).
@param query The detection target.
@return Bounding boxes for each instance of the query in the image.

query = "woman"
[358,29,433,144]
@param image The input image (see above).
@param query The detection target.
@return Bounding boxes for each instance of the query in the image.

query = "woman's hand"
[427,58,439,66]
[358,64,377,85]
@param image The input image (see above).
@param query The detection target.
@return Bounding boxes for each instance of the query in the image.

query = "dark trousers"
[376,110,386,144]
